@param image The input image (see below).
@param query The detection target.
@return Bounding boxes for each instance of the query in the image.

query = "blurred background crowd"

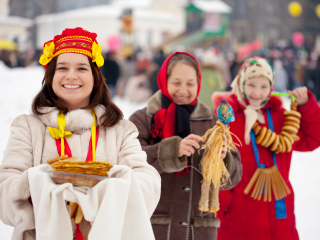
[1,0,320,108]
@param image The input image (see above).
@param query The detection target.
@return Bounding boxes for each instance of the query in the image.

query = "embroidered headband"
[39,27,104,68]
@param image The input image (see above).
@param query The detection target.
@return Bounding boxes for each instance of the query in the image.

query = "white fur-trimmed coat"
[0,105,161,240]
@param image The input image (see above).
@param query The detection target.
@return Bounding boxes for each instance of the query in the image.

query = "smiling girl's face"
[52,53,94,110]
[244,76,271,107]
[167,62,198,105]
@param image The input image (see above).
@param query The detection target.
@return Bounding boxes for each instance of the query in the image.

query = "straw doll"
[198,101,238,215]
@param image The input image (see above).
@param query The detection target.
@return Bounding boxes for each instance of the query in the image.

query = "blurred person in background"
[2,50,13,68]
[229,53,243,90]
[100,51,120,98]
[116,54,137,97]
[9,50,18,68]
[303,51,317,96]
[124,64,153,102]
[283,48,296,91]
[198,48,227,110]
[150,49,167,94]
[314,35,320,102]
[315,56,320,102]
[273,59,288,93]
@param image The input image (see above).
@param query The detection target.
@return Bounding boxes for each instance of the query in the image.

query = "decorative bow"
[47,112,72,156]
[39,41,55,66]
[92,41,104,68]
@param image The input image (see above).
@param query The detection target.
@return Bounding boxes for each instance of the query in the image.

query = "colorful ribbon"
[90,109,96,162]
[48,110,97,161]
[249,108,287,219]
[47,112,72,156]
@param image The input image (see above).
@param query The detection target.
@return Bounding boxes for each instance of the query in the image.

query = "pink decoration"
[292,32,304,47]
[237,40,262,60]
[107,35,122,52]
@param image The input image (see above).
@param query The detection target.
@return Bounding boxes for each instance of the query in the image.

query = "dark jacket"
[100,59,120,86]
[129,91,243,240]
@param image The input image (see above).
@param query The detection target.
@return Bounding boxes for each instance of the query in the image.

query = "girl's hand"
[178,134,202,157]
[288,87,309,106]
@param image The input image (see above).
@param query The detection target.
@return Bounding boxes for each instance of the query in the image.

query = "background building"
[8,0,188,51]
[0,0,32,51]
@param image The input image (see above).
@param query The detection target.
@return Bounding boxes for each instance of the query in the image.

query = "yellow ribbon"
[47,110,97,161]
[90,109,96,162]
[47,112,72,156]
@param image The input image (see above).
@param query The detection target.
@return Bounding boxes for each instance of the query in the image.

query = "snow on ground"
[0,61,319,239]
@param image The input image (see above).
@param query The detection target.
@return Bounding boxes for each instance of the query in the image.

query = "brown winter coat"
[129,91,243,240]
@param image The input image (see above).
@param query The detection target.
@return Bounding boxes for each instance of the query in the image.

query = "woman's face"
[52,53,94,110]
[244,76,271,107]
[167,62,198,105]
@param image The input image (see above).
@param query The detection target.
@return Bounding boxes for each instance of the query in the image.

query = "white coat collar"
[34,105,106,132]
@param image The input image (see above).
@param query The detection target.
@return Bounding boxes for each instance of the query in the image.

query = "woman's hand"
[288,87,309,106]
[178,134,202,157]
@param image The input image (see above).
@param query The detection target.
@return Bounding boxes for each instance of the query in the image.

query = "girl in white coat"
[0,27,161,240]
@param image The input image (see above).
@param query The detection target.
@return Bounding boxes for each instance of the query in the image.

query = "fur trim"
[147,91,212,120]
[150,214,171,225]
[35,105,106,132]
[192,217,220,228]
[158,136,188,173]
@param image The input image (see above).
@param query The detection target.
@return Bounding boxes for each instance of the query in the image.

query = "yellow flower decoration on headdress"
[39,41,55,66]
[92,41,104,67]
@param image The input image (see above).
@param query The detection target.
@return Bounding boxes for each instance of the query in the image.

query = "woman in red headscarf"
[129,52,243,240]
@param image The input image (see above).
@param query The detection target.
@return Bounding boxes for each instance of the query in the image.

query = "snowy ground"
[0,61,319,239]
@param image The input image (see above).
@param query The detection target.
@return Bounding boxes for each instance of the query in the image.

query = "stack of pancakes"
[47,155,113,177]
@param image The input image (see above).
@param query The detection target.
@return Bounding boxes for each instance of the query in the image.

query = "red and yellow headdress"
[39,27,104,68]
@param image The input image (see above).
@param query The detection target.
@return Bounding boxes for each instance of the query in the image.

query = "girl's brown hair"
[32,56,123,128]
[166,53,199,80]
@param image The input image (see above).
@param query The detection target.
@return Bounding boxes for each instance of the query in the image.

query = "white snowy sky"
[0,62,319,239]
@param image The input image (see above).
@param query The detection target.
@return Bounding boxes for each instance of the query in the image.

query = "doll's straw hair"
[199,120,240,187]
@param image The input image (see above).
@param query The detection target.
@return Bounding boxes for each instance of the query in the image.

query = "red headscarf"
[151,51,202,140]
